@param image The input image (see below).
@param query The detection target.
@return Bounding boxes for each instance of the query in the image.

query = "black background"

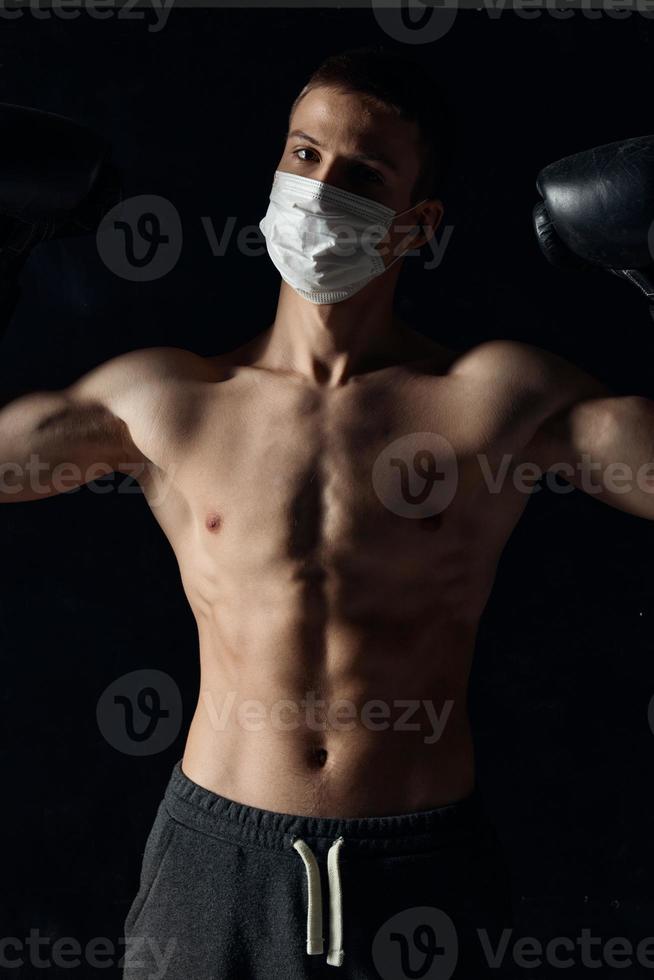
[1,6,654,978]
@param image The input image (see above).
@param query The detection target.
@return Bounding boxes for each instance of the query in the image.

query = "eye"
[354,164,383,185]
[292,147,319,163]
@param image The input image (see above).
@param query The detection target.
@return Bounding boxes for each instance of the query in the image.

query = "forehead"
[289,85,423,178]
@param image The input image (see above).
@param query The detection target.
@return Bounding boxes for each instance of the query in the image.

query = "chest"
[164,375,525,569]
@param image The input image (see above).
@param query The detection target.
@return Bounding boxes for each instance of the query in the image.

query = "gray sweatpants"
[122,760,514,980]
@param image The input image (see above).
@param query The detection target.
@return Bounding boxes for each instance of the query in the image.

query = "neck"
[258,277,404,387]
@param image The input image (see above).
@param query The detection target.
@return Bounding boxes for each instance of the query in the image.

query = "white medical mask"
[259,170,426,304]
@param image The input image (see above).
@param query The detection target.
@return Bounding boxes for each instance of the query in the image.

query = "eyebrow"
[286,129,399,174]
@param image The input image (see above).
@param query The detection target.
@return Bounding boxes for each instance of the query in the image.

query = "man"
[2,47,653,980]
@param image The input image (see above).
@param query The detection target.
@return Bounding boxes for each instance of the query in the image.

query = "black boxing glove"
[533,134,654,320]
[0,102,122,335]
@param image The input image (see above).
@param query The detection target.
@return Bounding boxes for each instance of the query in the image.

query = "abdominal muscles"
[177,473,491,815]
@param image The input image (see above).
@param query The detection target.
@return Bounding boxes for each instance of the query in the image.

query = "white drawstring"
[326,837,345,966]
[292,839,324,955]
[292,836,345,967]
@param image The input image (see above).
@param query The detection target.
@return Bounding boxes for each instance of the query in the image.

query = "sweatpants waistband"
[164,760,488,858]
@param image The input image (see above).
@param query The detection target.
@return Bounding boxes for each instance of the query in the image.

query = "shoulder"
[449,340,561,386]
[70,345,216,390]
[68,346,217,397]
[448,338,610,402]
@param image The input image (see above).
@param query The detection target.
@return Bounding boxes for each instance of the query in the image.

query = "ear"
[414,199,444,248]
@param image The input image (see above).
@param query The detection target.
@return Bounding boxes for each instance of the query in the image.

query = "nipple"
[206,512,223,533]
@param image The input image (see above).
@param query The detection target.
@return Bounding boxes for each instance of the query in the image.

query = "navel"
[310,746,328,769]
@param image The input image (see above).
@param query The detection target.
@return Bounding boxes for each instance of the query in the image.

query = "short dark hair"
[290,45,454,202]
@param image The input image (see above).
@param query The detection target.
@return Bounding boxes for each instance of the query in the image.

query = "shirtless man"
[2,48,653,980]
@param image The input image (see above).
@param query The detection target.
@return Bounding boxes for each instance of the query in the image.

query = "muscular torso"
[117,328,546,817]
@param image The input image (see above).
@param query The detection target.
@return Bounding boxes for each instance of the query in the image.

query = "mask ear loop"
[394,198,430,220]
[381,198,431,273]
